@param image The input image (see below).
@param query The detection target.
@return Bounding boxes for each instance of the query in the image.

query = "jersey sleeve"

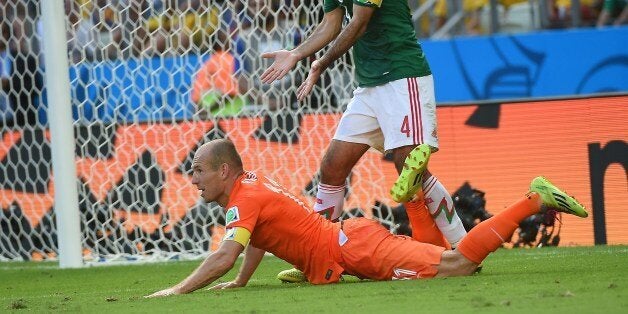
[222,226,251,247]
[324,0,341,13]
[353,0,383,8]
[224,195,261,234]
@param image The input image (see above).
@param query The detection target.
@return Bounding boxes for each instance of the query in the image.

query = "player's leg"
[384,75,467,248]
[405,197,450,248]
[353,77,448,248]
[393,146,464,248]
[420,170,467,248]
[435,250,479,277]
[342,177,588,280]
[389,146,449,247]
[313,89,382,222]
[278,89,380,283]
[436,193,543,276]
[412,75,466,247]
[313,140,370,221]
[448,177,588,273]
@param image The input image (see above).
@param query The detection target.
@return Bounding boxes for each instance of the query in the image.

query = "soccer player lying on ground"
[145,139,588,297]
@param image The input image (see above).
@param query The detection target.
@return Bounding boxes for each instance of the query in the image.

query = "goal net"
[0,0,404,263]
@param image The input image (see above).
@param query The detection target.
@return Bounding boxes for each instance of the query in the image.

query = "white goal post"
[41,0,82,268]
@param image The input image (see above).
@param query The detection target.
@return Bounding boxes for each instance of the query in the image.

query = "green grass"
[1,246,627,313]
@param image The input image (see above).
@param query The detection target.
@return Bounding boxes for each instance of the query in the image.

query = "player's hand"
[297,60,322,101]
[144,287,179,298]
[260,50,299,84]
[208,281,244,290]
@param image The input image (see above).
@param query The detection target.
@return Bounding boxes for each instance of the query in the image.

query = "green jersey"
[323,0,431,87]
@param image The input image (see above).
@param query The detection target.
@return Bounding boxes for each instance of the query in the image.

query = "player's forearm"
[173,251,234,294]
[317,24,362,71]
[317,7,372,71]
[234,245,266,286]
[292,10,343,60]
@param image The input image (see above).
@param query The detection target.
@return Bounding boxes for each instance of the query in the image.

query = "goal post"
[41,0,82,268]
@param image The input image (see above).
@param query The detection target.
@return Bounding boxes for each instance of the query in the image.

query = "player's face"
[191,156,223,203]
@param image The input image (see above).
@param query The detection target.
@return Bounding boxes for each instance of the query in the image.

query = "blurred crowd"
[1,0,42,127]
[417,0,627,35]
[0,0,317,62]
[0,0,626,126]
[0,0,328,124]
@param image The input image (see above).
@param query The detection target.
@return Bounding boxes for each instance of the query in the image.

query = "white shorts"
[333,75,439,153]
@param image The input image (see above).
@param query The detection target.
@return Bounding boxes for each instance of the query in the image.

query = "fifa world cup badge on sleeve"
[226,206,240,226]
[224,228,236,241]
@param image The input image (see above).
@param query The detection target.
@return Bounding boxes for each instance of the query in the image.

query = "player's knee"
[436,250,478,277]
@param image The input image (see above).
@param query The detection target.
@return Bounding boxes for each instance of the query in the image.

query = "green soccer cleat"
[277,268,307,283]
[529,176,588,218]
[390,144,431,203]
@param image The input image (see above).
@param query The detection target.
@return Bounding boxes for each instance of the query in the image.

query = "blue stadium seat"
[39,55,201,125]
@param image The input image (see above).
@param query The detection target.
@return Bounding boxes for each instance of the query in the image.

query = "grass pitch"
[1,246,627,313]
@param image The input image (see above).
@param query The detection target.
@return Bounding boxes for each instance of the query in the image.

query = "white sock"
[423,176,467,248]
[313,183,345,221]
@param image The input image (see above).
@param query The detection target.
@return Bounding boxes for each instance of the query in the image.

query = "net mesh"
[0,0,402,263]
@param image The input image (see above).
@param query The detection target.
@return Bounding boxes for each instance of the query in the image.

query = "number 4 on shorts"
[401,116,410,137]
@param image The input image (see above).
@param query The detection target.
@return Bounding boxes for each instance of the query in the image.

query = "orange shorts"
[339,218,445,280]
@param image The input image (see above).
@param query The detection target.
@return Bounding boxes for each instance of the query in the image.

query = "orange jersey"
[225,172,344,284]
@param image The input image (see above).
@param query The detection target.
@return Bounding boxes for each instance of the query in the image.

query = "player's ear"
[220,162,229,179]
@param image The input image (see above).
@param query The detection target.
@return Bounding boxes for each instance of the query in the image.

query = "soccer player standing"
[261,0,467,281]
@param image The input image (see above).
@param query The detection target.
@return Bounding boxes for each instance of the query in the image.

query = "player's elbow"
[215,259,235,274]
[328,18,343,38]
[322,9,344,40]
[343,19,369,40]
[350,8,374,37]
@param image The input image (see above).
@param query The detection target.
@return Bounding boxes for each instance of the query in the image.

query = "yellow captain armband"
[223,227,251,247]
